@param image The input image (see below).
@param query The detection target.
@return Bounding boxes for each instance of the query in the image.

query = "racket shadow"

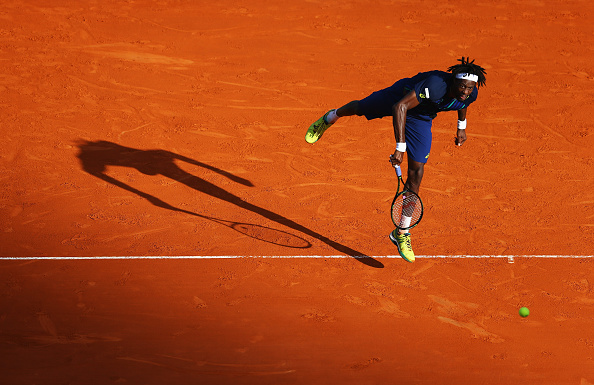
[198,214,311,249]
[75,140,383,268]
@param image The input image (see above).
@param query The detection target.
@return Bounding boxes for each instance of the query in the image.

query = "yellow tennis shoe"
[305,110,334,144]
[389,229,415,263]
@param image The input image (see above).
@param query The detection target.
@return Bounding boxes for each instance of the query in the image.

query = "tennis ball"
[519,307,530,318]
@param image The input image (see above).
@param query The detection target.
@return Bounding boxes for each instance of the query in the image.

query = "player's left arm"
[456,108,467,146]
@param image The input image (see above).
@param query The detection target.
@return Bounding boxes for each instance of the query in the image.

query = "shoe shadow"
[75,140,383,268]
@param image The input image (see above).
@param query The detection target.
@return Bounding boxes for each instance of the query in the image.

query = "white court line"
[0,255,591,260]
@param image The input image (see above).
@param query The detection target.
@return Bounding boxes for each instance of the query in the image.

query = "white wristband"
[457,119,467,130]
[396,142,407,152]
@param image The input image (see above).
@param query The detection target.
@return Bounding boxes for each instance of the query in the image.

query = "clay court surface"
[1,1,594,384]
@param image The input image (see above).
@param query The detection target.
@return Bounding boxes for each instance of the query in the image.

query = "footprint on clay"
[342,295,371,307]
[301,311,335,322]
[364,281,394,297]
[37,312,58,337]
[376,298,410,318]
[394,278,428,291]
[564,278,590,294]
[192,296,207,309]
[349,357,382,370]
[428,295,479,317]
[437,316,504,343]
[573,297,594,305]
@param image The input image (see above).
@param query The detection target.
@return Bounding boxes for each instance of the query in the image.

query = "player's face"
[452,79,476,102]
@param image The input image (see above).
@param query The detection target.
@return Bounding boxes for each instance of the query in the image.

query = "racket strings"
[392,193,422,229]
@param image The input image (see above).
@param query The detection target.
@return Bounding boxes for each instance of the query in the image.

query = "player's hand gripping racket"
[391,165,424,230]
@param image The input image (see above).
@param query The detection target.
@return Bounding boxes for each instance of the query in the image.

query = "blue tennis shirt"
[404,70,478,119]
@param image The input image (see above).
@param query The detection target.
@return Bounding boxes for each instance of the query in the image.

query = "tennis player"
[305,57,487,262]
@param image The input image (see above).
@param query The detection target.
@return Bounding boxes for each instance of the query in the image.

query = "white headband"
[455,73,479,82]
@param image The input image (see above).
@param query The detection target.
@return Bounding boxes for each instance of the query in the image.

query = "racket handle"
[394,165,402,177]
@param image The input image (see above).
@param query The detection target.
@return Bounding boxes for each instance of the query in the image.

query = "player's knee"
[406,163,424,193]
[410,170,424,185]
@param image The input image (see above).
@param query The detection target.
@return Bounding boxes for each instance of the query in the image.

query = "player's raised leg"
[305,101,362,144]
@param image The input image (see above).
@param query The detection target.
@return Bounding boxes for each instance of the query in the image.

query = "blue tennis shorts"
[358,81,432,163]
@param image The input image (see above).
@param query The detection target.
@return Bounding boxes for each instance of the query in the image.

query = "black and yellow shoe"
[389,229,415,263]
[305,110,334,144]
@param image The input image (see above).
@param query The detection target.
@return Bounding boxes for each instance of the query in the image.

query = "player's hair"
[447,57,487,87]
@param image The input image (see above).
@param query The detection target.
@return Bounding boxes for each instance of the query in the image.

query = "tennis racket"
[390,165,424,230]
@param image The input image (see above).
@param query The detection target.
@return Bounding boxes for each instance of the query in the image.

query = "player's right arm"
[390,90,420,166]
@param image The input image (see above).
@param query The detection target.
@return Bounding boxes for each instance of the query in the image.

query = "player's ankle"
[325,109,339,124]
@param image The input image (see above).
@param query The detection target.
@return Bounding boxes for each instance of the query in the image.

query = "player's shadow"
[75,140,383,268]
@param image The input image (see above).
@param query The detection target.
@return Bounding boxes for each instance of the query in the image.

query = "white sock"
[325,109,339,124]
[399,215,412,229]
[399,215,412,234]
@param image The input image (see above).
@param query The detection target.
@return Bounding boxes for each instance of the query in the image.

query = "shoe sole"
[305,112,332,144]
[389,232,415,263]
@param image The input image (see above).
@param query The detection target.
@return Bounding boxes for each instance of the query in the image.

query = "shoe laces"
[400,234,412,250]
[313,120,325,134]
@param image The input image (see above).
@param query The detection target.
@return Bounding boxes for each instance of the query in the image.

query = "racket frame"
[390,165,424,230]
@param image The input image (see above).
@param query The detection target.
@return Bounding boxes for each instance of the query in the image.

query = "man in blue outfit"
[305,57,487,262]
